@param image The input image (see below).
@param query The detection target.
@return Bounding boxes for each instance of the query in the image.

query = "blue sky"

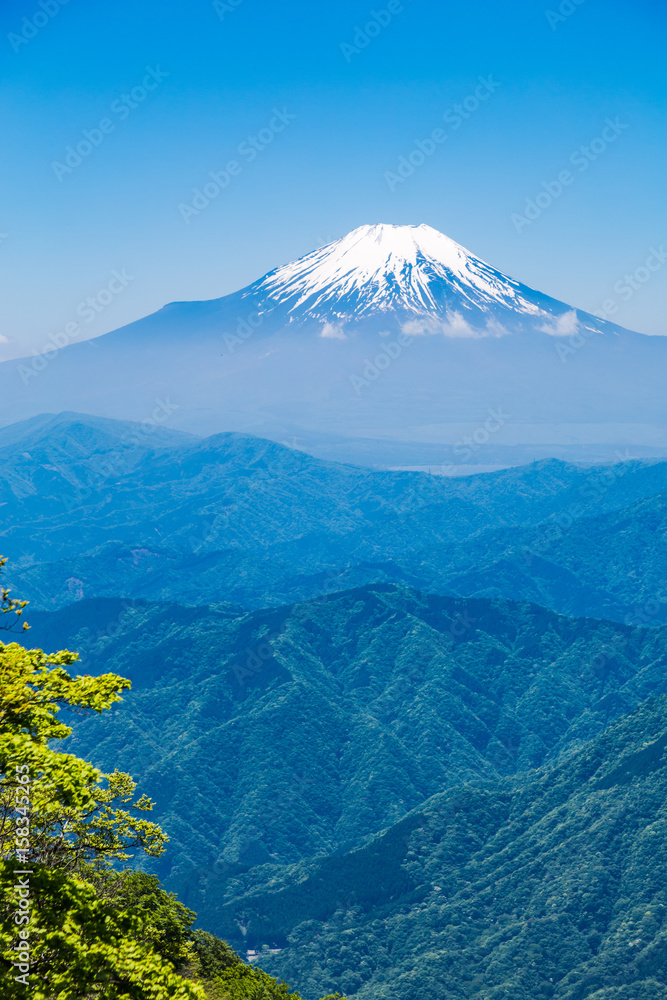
[0,0,666,358]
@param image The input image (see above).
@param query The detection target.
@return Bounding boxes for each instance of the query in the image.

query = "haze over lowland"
[3,224,667,467]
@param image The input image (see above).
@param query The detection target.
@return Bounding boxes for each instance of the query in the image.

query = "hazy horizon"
[1,0,666,362]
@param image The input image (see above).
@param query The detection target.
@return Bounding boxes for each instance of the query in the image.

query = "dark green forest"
[0,589,342,999]
[24,584,667,896]
[250,699,667,999]
[20,578,667,998]
[3,414,667,998]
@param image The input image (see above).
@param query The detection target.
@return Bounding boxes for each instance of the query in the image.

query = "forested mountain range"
[5,410,667,998]
[2,412,667,625]
[24,583,667,921]
[242,698,667,1000]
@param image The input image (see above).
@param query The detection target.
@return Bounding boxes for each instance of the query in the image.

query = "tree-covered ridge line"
[4,542,667,998]
[0,581,344,999]
[20,583,667,946]
[2,412,667,624]
[248,697,667,999]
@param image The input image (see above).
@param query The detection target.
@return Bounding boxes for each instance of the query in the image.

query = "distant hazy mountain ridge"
[1,224,666,461]
[3,413,667,624]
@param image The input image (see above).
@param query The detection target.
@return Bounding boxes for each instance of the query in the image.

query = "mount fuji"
[1,223,666,466]
[241,223,569,330]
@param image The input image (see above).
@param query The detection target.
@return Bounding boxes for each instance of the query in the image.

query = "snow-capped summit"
[1,219,663,467]
[242,223,583,336]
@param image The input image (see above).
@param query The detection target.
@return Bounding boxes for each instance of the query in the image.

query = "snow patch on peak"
[251,223,549,325]
[332,223,473,274]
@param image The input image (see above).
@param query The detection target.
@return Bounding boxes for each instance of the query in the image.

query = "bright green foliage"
[97,871,198,966]
[185,931,342,1000]
[0,556,28,632]
[191,930,242,979]
[185,932,345,1000]
[0,567,329,1000]
[0,864,202,1000]
[10,576,667,997]
[0,625,204,998]
[0,637,164,869]
[203,962,303,1000]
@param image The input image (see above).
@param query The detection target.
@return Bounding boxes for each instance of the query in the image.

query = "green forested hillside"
[23,584,667,934]
[234,698,667,999]
[441,490,667,626]
[3,413,667,624]
[4,415,667,998]
[0,619,338,1000]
